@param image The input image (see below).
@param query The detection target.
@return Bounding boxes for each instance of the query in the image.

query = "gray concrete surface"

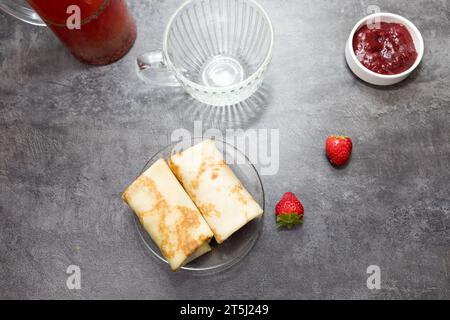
[0,0,449,299]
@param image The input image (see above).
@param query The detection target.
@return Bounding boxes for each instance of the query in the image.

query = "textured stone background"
[0,0,449,299]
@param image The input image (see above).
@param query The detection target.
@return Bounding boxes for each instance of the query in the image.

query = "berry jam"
[352,22,417,75]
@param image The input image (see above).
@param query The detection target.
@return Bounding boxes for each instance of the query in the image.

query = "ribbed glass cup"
[137,0,273,106]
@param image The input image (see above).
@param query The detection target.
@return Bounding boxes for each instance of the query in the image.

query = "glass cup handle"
[136,50,180,87]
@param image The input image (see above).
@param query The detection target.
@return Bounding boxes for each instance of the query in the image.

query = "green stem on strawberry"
[276,213,303,229]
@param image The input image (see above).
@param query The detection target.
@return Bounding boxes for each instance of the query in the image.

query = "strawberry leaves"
[276,213,303,229]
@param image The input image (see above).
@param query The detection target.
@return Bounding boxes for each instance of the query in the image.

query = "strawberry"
[275,192,304,229]
[325,135,352,167]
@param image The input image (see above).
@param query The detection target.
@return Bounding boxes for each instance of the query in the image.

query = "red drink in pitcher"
[26,0,137,65]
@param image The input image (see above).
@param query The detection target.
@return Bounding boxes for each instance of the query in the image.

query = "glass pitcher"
[0,0,137,65]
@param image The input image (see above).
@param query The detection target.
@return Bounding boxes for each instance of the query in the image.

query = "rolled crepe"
[168,140,263,243]
[122,158,213,271]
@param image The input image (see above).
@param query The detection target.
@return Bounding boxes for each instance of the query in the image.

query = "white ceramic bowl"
[345,12,424,86]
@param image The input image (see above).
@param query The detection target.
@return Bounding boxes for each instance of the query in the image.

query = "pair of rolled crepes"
[122,140,263,271]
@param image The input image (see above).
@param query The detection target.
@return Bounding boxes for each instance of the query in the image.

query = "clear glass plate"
[133,138,265,275]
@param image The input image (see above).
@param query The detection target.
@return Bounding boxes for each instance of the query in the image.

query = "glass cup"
[137,0,274,106]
